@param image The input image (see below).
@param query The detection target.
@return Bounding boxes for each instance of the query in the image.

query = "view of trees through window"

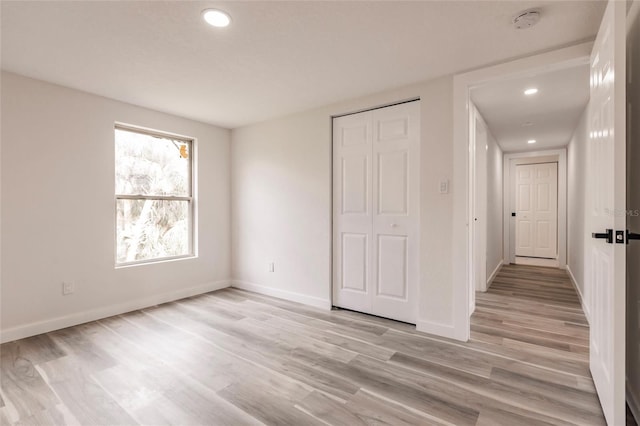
[115,127,193,264]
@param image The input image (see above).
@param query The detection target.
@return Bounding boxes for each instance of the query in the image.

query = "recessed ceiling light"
[202,9,231,27]
[524,88,538,95]
[528,139,537,144]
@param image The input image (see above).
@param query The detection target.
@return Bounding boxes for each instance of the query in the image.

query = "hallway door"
[515,162,558,259]
[333,101,420,324]
[585,1,626,424]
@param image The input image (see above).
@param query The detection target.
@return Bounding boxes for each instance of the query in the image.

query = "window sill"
[115,254,197,269]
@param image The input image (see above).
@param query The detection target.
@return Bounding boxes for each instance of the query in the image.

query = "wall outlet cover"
[62,282,74,295]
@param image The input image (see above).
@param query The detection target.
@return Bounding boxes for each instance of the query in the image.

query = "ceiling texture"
[471,64,591,153]
[1,1,606,129]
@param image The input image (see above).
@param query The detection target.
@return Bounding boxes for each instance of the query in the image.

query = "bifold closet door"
[333,101,419,324]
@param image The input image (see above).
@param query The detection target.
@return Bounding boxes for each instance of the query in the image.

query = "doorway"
[515,161,558,260]
[453,42,593,339]
[454,2,628,422]
[503,151,568,269]
[332,101,420,324]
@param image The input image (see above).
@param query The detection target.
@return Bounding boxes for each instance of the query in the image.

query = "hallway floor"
[0,265,607,425]
[472,264,606,424]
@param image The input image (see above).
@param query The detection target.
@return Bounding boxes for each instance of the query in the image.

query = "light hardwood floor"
[1,265,607,425]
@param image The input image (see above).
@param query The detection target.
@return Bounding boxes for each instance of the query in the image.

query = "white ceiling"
[1,1,606,129]
[471,64,590,152]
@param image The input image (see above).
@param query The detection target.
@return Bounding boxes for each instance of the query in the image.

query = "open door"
[585,1,626,424]
[626,0,640,421]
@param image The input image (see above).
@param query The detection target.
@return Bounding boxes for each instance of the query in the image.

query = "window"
[115,125,194,265]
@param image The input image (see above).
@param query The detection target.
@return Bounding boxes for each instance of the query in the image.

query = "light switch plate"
[439,179,449,194]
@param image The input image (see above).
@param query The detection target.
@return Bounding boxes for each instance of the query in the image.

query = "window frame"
[114,123,196,267]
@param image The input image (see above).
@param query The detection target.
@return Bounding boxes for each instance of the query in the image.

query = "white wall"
[567,107,589,316]
[0,72,231,342]
[231,76,456,335]
[486,129,503,284]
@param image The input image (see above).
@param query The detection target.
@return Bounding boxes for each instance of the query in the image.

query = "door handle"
[592,229,613,244]
[628,230,640,244]
[390,223,398,228]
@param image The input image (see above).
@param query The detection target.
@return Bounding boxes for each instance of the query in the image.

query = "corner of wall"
[416,320,460,340]
[486,260,503,290]
[231,280,332,311]
[0,279,231,344]
[566,265,590,324]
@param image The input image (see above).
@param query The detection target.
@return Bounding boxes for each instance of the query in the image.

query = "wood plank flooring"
[1,265,607,425]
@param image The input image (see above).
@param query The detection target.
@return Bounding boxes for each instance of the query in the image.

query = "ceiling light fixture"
[528,139,537,144]
[524,88,538,95]
[202,9,231,27]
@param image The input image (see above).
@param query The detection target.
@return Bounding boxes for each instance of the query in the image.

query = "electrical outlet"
[62,281,74,295]
[268,262,275,272]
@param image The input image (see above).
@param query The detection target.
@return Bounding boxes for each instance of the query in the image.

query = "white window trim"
[114,123,195,267]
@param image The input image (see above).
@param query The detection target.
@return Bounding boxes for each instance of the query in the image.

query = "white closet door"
[333,101,419,324]
[332,111,373,314]
[370,102,420,323]
[515,162,558,259]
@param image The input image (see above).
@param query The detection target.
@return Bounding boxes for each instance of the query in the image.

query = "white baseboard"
[515,256,560,267]
[0,280,231,344]
[231,280,332,311]
[566,265,590,324]
[486,260,503,290]
[627,381,640,425]
[416,319,458,340]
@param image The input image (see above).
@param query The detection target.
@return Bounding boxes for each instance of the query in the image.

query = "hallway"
[471,264,606,424]
[470,265,604,424]
[473,264,589,356]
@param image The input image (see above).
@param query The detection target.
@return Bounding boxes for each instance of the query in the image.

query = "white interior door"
[585,1,626,424]
[474,116,488,298]
[332,111,372,314]
[625,0,640,420]
[515,164,534,257]
[470,108,487,316]
[515,162,558,259]
[333,101,419,324]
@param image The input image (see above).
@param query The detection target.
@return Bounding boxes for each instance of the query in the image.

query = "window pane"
[116,199,190,263]
[115,128,190,196]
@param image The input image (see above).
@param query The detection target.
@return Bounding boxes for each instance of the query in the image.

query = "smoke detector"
[512,9,541,29]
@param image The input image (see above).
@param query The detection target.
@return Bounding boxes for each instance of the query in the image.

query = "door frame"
[503,150,567,266]
[452,42,591,341]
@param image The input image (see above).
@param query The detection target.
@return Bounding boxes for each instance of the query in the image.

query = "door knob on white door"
[390,223,398,228]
